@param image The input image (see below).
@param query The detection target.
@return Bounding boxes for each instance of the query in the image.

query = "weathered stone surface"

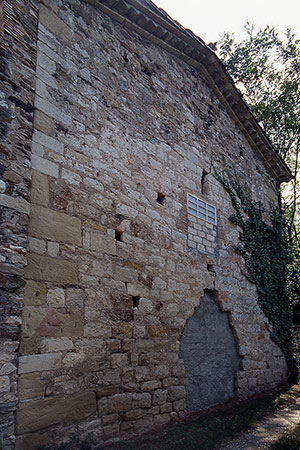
[31,154,59,178]
[47,288,65,307]
[39,5,72,42]
[16,391,96,434]
[18,373,46,400]
[22,307,83,338]
[26,254,77,284]
[33,110,54,135]
[31,170,49,206]
[24,280,47,306]
[29,205,81,246]
[41,337,73,352]
[90,231,116,255]
[15,431,50,450]
[18,353,62,374]
[111,322,132,338]
[0,193,30,214]
[10,0,289,446]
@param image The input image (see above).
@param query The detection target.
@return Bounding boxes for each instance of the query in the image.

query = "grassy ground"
[102,383,300,450]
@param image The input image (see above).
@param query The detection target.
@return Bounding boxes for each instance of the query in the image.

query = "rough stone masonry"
[0,0,292,448]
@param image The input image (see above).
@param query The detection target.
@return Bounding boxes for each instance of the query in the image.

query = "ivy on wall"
[216,172,293,366]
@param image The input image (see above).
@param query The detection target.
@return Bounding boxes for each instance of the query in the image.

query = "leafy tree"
[218,23,300,246]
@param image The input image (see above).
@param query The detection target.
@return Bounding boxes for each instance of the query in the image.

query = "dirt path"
[219,399,300,449]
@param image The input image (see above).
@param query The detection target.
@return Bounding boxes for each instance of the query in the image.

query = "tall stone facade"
[0,0,292,448]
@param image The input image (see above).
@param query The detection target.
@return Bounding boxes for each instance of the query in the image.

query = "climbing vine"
[216,171,293,366]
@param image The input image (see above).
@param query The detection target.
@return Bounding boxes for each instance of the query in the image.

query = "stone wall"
[0,1,39,448]
[0,0,288,447]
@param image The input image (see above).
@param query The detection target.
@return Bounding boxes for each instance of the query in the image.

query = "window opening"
[187,193,217,225]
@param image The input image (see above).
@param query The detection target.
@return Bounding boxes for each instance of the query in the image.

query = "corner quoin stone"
[25,253,77,284]
[16,391,96,434]
[29,205,82,246]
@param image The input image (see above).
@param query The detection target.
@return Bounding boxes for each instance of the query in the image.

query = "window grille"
[187,193,217,225]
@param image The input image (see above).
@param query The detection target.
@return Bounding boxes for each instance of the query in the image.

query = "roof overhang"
[85,0,293,184]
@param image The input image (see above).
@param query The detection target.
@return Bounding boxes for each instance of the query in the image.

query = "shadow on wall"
[179,290,240,411]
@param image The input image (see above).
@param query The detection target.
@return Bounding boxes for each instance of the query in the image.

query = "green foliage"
[218,24,300,245]
[215,171,293,365]
[218,23,300,163]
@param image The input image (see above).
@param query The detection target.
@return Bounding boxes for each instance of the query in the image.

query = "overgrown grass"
[270,424,300,450]
[102,383,300,450]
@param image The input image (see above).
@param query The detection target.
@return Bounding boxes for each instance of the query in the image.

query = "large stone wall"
[0,1,39,448]
[0,0,288,447]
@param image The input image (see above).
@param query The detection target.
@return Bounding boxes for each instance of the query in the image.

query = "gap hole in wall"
[132,296,141,308]
[115,230,123,241]
[207,264,215,273]
[157,192,165,205]
[201,170,209,195]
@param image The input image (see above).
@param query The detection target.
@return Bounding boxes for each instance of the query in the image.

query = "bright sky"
[153,0,300,44]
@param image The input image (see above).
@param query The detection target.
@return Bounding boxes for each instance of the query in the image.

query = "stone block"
[90,231,116,255]
[24,280,47,306]
[39,5,72,42]
[124,260,145,271]
[140,380,161,391]
[47,241,59,257]
[31,170,49,206]
[111,353,128,368]
[41,337,73,353]
[30,205,81,246]
[160,403,172,413]
[15,431,50,450]
[18,353,62,374]
[26,253,77,284]
[0,193,30,214]
[106,393,133,413]
[152,389,168,405]
[35,96,72,127]
[33,130,63,154]
[28,237,46,254]
[16,391,96,434]
[173,399,186,412]
[0,376,10,393]
[47,288,65,307]
[167,386,185,402]
[31,154,59,178]
[111,322,132,338]
[83,220,107,232]
[37,51,56,74]
[124,409,144,420]
[22,306,83,338]
[18,373,46,400]
[34,110,54,134]
[146,325,165,338]
[84,322,111,338]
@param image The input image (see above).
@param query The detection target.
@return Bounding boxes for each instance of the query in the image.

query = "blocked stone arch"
[179,290,240,411]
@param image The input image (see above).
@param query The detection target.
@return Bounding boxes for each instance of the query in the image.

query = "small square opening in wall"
[115,230,123,241]
[157,192,165,205]
[187,193,217,225]
[132,296,141,308]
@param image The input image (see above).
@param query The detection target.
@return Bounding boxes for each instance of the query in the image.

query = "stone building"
[0,0,292,448]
